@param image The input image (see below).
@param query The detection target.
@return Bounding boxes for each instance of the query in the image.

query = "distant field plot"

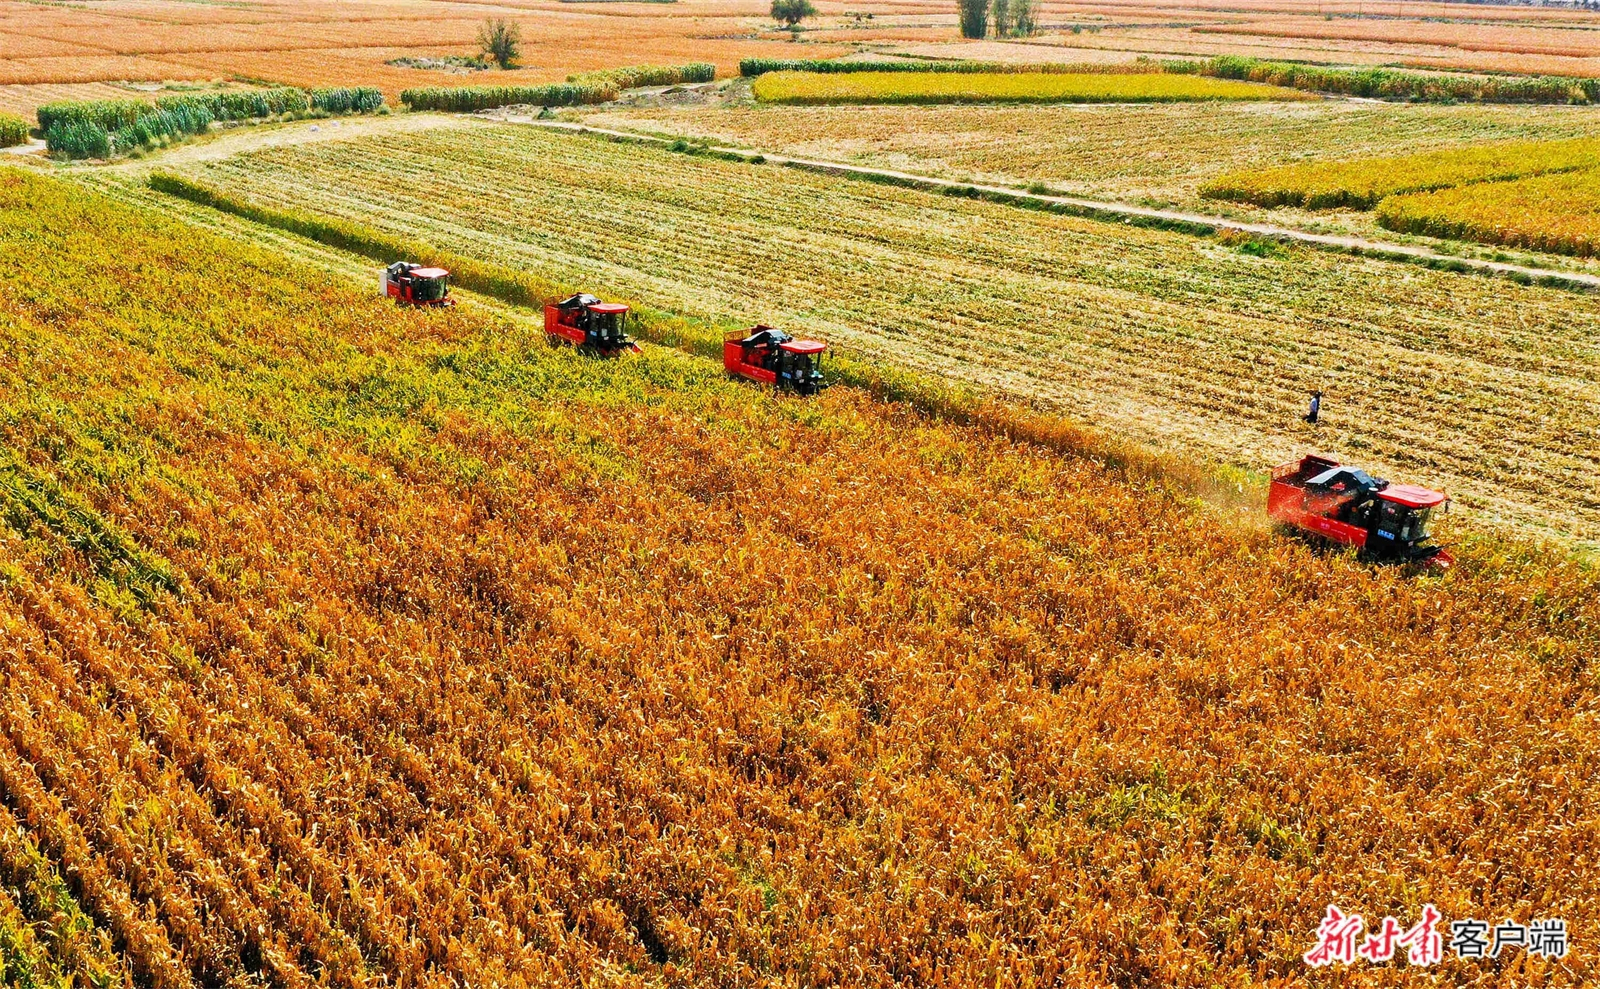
[1201,137,1600,209]
[585,100,1600,209]
[885,2,1600,78]
[1378,170,1600,258]
[0,81,158,120]
[751,69,1310,104]
[1196,16,1600,59]
[0,54,212,86]
[0,0,845,98]
[150,120,1600,539]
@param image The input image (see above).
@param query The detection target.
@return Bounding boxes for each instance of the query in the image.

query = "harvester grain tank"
[723,326,828,395]
[1268,454,1453,568]
[544,294,640,356]
[382,262,454,307]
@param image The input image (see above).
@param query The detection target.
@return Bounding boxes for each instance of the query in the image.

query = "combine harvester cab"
[724,326,828,396]
[382,262,455,307]
[1269,454,1453,568]
[544,294,640,357]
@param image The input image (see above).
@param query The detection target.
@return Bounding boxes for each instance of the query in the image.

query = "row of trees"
[959,0,1037,38]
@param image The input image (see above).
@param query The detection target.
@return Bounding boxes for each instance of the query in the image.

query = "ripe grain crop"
[0,112,27,147]
[0,82,160,121]
[1376,168,1600,257]
[403,63,712,112]
[154,121,1600,539]
[737,56,1169,76]
[1169,54,1600,103]
[0,55,213,86]
[7,166,1600,988]
[568,62,715,89]
[1200,136,1600,209]
[751,69,1312,104]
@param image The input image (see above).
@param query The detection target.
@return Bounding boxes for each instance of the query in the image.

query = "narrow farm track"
[500,116,1600,291]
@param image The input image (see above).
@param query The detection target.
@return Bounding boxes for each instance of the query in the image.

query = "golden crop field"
[8,0,1600,982]
[1377,169,1600,258]
[750,69,1310,104]
[133,119,1600,542]
[5,152,1600,989]
[1200,137,1600,210]
[585,99,1600,210]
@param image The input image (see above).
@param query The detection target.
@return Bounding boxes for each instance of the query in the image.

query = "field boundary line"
[488,114,1600,292]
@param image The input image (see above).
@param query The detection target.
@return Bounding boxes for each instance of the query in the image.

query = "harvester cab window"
[593,310,619,339]
[416,276,447,302]
[1377,500,1407,540]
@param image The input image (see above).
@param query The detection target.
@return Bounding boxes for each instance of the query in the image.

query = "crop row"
[37,88,310,131]
[569,62,715,90]
[738,54,1599,106]
[37,87,384,159]
[1377,169,1600,257]
[750,70,1310,105]
[7,165,1600,987]
[737,56,1165,77]
[1201,136,1600,209]
[401,63,714,113]
[0,113,26,148]
[1166,54,1600,104]
[160,121,1600,539]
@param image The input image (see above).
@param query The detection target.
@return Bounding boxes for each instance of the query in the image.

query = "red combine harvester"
[544,294,640,356]
[382,262,454,307]
[723,326,828,395]
[1269,455,1453,568]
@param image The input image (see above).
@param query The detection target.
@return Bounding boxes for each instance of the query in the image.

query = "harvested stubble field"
[144,120,1600,542]
[749,69,1309,104]
[4,158,1600,989]
[583,99,1600,211]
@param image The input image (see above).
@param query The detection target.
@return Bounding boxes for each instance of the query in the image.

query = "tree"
[477,18,521,69]
[990,0,1011,38]
[1012,0,1036,36]
[957,0,987,39]
[771,0,817,28]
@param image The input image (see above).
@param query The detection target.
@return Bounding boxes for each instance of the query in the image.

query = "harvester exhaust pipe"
[1304,390,1323,425]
